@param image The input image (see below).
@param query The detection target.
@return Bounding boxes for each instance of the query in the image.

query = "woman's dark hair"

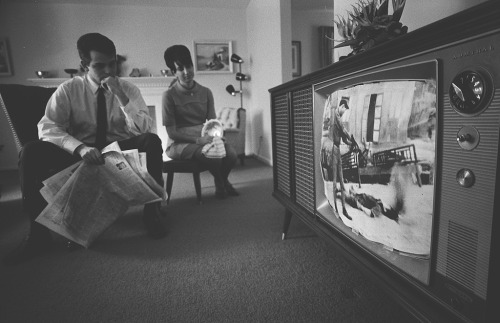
[164,45,193,73]
[77,33,116,67]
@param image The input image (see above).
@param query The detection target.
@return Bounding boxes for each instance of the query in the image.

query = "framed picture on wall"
[0,38,13,76]
[193,40,233,74]
[292,41,301,77]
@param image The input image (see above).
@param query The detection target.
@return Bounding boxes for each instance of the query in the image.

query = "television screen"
[314,60,437,285]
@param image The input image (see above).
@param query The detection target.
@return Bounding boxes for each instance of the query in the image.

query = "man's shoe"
[143,206,167,240]
[2,235,52,266]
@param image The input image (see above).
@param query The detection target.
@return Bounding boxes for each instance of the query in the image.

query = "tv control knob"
[449,68,494,116]
[457,134,471,142]
[457,126,479,150]
[456,168,475,188]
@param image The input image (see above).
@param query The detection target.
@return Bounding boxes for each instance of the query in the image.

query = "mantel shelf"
[27,76,174,88]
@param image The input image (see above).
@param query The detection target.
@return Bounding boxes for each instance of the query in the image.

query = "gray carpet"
[0,158,417,322]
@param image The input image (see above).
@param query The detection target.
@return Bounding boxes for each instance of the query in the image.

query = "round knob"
[456,168,475,188]
[456,126,480,150]
[457,134,472,142]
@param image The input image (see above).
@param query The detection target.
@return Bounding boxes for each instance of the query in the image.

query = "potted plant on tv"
[333,0,408,59]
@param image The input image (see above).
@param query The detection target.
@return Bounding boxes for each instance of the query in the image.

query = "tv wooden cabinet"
[269,2,499,322]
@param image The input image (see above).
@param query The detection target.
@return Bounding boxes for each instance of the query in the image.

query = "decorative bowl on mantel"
[35,70,50,78]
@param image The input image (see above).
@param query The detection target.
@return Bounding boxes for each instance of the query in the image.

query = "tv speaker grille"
[445,220,479,293]
[436,93,500,299]
[273,93,291,197]
[292,87,315,214]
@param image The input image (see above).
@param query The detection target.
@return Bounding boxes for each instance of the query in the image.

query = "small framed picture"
[193,40,233,74]
[0,38,13,76]
[292,41,302,77]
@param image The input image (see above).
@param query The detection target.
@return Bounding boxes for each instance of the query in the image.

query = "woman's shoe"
[215,189,227,199]
[225,184,239,196]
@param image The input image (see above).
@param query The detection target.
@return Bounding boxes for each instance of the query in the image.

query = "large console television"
[269,2,499,322]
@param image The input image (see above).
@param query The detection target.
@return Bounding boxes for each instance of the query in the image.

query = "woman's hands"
[196,135,214,145]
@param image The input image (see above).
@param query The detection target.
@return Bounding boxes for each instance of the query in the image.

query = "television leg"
[282,209,292,240]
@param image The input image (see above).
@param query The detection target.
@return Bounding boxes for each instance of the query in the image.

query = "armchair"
[216,107,246,165]
[0,84,57,153]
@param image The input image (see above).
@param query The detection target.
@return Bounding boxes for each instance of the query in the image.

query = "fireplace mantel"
[28,76,174,89]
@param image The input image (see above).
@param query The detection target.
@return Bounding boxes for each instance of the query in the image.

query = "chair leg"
[166,172,174,204]
[192,172,203,204]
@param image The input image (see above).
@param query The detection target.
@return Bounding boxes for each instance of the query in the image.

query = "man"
[328,97,353,220]
[4,33,166,266]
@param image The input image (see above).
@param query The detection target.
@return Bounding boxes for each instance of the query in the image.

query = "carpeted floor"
[0,158,417,322]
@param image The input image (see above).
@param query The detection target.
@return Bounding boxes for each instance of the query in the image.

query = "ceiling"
[10,0,333,10]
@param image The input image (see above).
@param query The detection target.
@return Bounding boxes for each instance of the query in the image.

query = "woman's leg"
[193,147,226,197]
[221,143,238,195]
[192,143,239,198]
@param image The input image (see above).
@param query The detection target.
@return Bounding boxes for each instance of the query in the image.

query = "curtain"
[319,26,335,68]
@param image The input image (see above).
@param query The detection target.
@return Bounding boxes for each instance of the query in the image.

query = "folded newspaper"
[35,142,165,248]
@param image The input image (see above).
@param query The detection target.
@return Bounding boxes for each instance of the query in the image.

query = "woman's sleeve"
[207,89,216,120]
[162,90,176,128]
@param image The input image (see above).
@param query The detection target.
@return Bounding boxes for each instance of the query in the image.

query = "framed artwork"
[193,40,233,74]
[292,41,301,77]
[0,38,13,76]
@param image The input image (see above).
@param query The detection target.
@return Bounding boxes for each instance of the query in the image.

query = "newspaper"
[35,142,164,248]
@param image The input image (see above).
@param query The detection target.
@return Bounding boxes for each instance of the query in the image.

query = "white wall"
[291,8,334,76]
[0,1,248,169]
[246,0,291,165]
[0,0,491,170]
[333,0,489,61]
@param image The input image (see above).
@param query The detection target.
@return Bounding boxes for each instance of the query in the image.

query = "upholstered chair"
[216,107,246,165]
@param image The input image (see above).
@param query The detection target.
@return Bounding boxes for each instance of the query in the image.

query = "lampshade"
[230,53,243,64]
[226,84,241,96]
[236,72,248,81]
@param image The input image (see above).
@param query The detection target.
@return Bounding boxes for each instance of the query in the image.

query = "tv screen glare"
[314,60,437,285]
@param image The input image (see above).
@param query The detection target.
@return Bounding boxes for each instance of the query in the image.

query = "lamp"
[226,85,242,96]
[236,72,249,81]
[230,53,243,63]
[226,53,249,110]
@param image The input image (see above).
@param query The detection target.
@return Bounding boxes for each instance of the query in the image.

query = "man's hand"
[75,145,105,165]
[102,76,129,106]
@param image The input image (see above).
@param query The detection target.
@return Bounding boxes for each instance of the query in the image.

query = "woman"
[162,45,239,199]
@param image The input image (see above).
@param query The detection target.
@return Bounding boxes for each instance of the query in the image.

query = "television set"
[314,60,437,286]
[269,2,499,322]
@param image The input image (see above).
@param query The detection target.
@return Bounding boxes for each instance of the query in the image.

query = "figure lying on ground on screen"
[344,186,399,222]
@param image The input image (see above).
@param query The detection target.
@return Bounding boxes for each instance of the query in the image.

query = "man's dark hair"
[164,45,193,73]
[77,33,116,67]
[339,99,349,109]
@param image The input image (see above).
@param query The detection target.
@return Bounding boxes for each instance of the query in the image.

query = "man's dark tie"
[95,86,107,150]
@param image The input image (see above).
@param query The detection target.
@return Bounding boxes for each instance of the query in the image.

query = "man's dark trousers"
[19,133,164,238]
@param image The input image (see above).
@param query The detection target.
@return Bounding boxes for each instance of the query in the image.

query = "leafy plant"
[333,0,408,57]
